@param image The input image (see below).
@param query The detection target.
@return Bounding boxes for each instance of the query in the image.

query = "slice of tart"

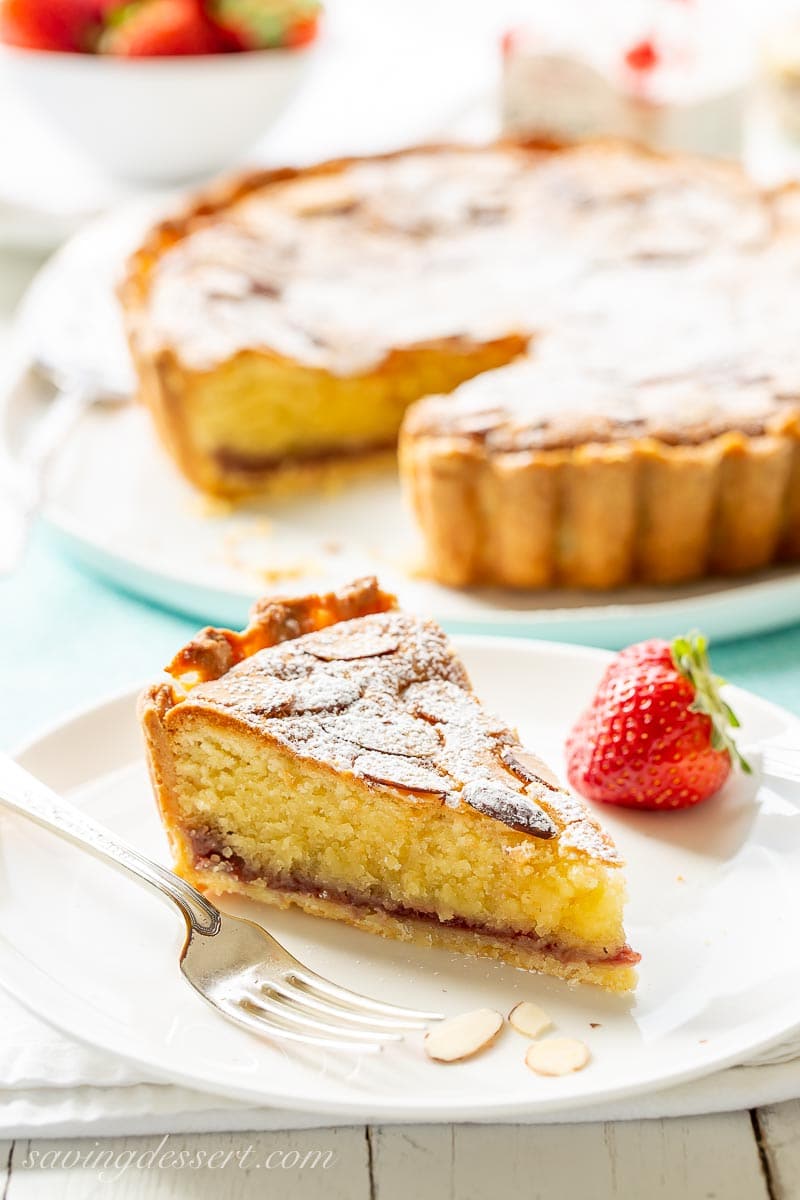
[139,578,639,991]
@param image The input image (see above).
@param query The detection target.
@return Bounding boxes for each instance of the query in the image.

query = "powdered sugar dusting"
[177,608,620,861]
[140,141,800,451]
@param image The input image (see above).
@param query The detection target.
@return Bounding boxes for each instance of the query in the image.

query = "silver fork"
[0,754,442,1051]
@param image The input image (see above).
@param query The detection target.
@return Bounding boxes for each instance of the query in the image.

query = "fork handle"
[0,752,220,936]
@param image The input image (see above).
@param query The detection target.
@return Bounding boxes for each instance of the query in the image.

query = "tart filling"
[184,827,639,969]
[140,578,638,991]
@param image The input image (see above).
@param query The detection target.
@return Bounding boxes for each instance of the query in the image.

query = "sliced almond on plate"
[508,1001,552,1039]
[525,1037,590,1077]
[424,1009,504,1063]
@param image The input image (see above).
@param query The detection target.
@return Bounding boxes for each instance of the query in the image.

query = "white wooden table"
[0,1108,797,1198]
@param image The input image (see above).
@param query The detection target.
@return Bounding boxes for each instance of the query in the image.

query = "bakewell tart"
[139,578,639,991]
[121,138,800,590]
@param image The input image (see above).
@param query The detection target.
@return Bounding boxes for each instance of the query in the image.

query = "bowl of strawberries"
[0,0,321,182]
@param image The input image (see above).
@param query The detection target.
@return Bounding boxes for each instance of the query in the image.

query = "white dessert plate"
[6,208,800,647]
[3,638,800,1121]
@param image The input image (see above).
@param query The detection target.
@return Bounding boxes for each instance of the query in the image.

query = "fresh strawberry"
[102,0,231,55]
[208,0,320,50]
[0,0,110,51]
[565,632,750,812]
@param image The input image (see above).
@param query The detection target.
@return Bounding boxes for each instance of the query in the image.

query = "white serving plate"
[3,638,800,1122]
[6,206,800,647]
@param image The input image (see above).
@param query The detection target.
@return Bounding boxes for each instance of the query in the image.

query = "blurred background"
[3,0,800,250]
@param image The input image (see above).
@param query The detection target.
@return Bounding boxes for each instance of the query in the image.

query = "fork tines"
[230,967,443,1051]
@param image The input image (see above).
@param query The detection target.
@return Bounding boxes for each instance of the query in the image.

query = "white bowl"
[0,43,315,183]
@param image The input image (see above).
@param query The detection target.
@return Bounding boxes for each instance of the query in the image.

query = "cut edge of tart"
[119,149,530,499]
[139,577,639,992]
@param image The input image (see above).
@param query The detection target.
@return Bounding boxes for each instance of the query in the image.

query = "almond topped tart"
[120,138,800,588]
[139,578,639,991]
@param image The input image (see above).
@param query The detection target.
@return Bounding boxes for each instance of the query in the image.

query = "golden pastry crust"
[140,578,638,989]
[164,575,396,683]
[400,366,800,589]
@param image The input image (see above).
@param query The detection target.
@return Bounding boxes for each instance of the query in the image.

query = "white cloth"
[4,986,800,1138]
